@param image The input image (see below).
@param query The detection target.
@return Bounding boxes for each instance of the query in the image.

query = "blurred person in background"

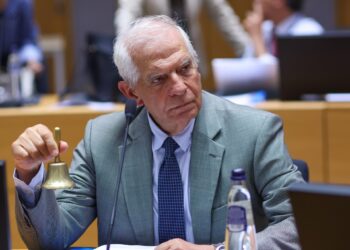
[115,0,251,76]
[244,0,323,59]
[0,0,47,93]
[240,0,323,97]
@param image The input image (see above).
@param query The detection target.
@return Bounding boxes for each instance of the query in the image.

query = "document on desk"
[95,244,155,250]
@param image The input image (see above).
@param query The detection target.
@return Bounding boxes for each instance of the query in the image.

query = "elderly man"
[13,15,303,250]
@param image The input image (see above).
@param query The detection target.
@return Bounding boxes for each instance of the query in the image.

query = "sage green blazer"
[16,91,303,250]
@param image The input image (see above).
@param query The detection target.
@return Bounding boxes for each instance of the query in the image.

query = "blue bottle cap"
[231,168,246,181]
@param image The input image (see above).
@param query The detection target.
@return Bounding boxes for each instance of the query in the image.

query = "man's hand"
[155,238,214,250]
[244,2,267,57]
[11,124,69,184]
[244,2,264,39]
[27,60,43,74]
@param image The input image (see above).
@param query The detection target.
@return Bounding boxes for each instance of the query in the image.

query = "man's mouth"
[168,101,195,115]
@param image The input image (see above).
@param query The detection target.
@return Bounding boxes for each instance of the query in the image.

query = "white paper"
[95,244,155,250]
[211,58,278,93]
[224,91,266,107]
[325,93,350,102]
[87,101,116,111]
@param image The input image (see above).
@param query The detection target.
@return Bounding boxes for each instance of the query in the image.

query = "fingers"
[155,239,213,250]
[12,124,64,171]
[244,7,263,38]
[25,126,54,159]
[27,60,43,74]
[253,0,263,16]
[156,239,182,250]
[60,140,69,154]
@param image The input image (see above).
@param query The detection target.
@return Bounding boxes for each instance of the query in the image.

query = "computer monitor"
[0,160,11,250]
[278,31,350,100]
[288,182,350,250]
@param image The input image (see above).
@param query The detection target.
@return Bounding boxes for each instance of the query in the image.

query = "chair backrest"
[86,33,125,102]
[293,159,309,182]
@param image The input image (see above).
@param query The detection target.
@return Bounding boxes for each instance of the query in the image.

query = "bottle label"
[227,205,247,232]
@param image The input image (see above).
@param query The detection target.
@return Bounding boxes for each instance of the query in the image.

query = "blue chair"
[293,159,309,182]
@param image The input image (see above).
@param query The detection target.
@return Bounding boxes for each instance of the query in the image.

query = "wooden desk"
[257,101,327,183]
[1,95,123,248]
[325,103,350,184]
[258,101,350,185]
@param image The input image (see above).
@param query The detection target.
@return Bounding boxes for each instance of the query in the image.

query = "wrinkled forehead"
[129,27,188,67]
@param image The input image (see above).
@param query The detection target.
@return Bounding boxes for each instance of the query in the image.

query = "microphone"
[125,98,137,122]
[106,98,137,250]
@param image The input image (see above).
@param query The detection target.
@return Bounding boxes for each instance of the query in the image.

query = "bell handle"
[54,127,61,163]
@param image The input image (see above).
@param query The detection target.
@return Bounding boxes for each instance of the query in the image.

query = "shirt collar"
[147,113,195,152]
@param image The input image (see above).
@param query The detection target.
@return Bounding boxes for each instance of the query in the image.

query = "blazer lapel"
[121,108,155,245]
[190,93,225,243]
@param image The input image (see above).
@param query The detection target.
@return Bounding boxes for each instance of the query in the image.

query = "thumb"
[59,140,69,154]
[253,1,263,16]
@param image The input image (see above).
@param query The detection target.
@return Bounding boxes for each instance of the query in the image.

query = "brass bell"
[42,127,75,189]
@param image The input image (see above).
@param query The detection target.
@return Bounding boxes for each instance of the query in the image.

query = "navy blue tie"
[158,137,186,243]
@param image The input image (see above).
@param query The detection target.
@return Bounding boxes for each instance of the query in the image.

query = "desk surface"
[256,100,326,110]
[0,95,124,117]
[258,100,350,110]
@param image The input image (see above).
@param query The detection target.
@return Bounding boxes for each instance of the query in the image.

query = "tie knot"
[162,137,179,154]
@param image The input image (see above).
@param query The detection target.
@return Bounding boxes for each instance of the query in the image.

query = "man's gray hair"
[113,15,199,88]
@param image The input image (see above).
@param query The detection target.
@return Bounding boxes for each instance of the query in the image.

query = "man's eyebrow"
[180,57,192,65]
[147,72,165,81]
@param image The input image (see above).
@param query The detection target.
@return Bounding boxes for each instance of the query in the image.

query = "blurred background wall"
[33,0,350,94]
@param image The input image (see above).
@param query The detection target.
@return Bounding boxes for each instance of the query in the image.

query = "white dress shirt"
[147,113,195,244]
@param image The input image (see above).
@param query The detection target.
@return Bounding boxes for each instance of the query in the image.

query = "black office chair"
[293,159,309,182]
[86,33,125,102]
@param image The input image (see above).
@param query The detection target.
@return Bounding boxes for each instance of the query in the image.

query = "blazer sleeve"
[252,114,303,249]
[15,120,97,250]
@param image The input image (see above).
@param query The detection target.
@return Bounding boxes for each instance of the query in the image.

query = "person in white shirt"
[240,0,323,97]
[244,0,323,59]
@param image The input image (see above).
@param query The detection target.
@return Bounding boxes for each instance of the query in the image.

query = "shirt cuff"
[13,164,45,207]
[213,243,224,250]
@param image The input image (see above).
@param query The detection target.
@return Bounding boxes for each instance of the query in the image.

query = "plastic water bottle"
[225,168,257,250]
[7,50,21,100]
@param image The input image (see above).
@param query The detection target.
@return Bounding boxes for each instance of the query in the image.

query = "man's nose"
[169,73,187,96]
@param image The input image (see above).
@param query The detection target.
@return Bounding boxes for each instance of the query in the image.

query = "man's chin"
[172,109,197,126]
[170,102,198,116]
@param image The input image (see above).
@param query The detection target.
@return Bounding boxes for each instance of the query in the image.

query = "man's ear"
[118,81,144,106]
[118,81,137,99]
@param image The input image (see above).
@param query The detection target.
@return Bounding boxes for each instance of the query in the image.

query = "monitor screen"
[0,160,11,250]
[289,182,350,250]
[278,31,350,100]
